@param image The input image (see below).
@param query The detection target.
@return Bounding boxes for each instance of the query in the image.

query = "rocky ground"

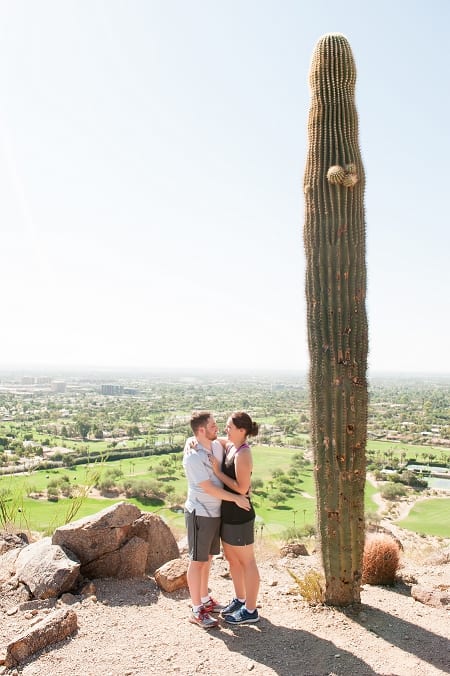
[0,523,449,676]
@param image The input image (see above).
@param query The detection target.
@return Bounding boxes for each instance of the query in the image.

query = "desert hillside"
[1,520,449,676]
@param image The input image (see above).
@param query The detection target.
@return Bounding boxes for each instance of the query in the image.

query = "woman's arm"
[211,449,252,495]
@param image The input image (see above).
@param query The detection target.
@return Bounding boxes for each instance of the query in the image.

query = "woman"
[211,411,260,624]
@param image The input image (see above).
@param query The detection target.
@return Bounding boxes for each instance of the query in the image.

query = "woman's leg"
[239,544,260,610]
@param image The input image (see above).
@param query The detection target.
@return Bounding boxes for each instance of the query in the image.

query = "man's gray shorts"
[185,510,221,561]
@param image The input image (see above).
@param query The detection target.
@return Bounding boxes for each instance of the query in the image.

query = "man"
[183,410,250,629]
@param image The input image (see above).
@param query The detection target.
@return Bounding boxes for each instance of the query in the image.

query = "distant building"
[101,384,124,396]
[52,381,66,393]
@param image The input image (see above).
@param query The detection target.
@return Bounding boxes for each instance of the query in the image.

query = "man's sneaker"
[224,607,259,624]
[220,598,244,616]
[202,597,225,613]
[189,606,219,629]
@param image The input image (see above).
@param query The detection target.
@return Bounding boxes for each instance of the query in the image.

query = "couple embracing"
[183,410,260,629]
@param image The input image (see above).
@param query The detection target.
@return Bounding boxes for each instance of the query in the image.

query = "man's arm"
[199,479,250,510]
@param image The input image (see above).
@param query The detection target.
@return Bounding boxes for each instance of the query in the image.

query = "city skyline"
[1,1,449,375]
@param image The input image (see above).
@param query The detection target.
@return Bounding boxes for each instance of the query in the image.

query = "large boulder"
[130,511,180,574]
[52,502,180,580]
[52,502,141,565]
[15,537,80,599]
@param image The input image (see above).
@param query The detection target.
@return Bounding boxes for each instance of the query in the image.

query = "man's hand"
[234,494,250,511]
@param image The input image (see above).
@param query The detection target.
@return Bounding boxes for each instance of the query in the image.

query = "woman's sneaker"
[202,596,225,613]
[224,607,259,624]
[189,606,219,629]
[220,598,244,616]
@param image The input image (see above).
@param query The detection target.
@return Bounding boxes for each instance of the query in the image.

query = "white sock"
[193,604,202,613]
[201,596,210,604]
[238,597,245,603]
[244,606,255,613]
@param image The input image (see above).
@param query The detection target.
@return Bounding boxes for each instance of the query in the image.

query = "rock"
[80,581,96,597]
[59,593,79,605]
[4,608,78,667]
[411,584,450,609]
[0,548,22,584]
[279,542,309,557]
[15,537,80,599]
[424,548,450,565]
[0,532,28,555]
[52,502,141,566]
[177,536,189,555]
[81,536,149,579]
[130,511,180,574]
[0,580,31,610]
[19,598,57,612]
[154,558,188,592]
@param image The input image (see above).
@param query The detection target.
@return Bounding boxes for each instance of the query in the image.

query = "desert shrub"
[60,482,73,497]
[281,524,316,541]
[46,486,59,502]
[365,511,381,526]
[123,479,166,501]
[362,535,400,585]
[397,470,428,489]
[380,483,407,500]
[287,568,325,604]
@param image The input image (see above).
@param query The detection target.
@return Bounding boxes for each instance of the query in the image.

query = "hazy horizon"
[1,363,449,381]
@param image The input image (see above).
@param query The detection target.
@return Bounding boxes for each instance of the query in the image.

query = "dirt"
[1,525,449,676]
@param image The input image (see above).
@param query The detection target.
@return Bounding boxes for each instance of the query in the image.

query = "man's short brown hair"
[190,410,212,434]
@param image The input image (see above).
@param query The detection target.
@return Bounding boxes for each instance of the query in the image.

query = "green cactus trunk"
[303,34,368,606]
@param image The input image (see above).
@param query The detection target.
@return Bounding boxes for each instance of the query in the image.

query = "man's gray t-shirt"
[183,437,223,517]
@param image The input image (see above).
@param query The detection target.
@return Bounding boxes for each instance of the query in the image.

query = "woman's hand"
[210,455,221,476]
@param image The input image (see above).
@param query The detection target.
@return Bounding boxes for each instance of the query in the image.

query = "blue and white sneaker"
[224,607,259,624]
[220,598,244,616]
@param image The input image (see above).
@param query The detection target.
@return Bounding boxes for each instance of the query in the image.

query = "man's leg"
[199,555,213,600]
[187,559,209,607]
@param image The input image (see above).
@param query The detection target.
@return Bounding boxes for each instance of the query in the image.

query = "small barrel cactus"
[362,535,401,585]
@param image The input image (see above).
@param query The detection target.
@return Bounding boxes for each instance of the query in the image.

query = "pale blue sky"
[0,1,449,374]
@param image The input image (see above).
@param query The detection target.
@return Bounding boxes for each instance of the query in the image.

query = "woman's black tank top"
[220,445,255,524]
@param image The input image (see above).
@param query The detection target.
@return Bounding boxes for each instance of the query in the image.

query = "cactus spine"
[303,34,368,606]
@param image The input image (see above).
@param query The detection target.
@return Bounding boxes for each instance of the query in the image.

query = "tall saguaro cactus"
[303,33,369,606]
